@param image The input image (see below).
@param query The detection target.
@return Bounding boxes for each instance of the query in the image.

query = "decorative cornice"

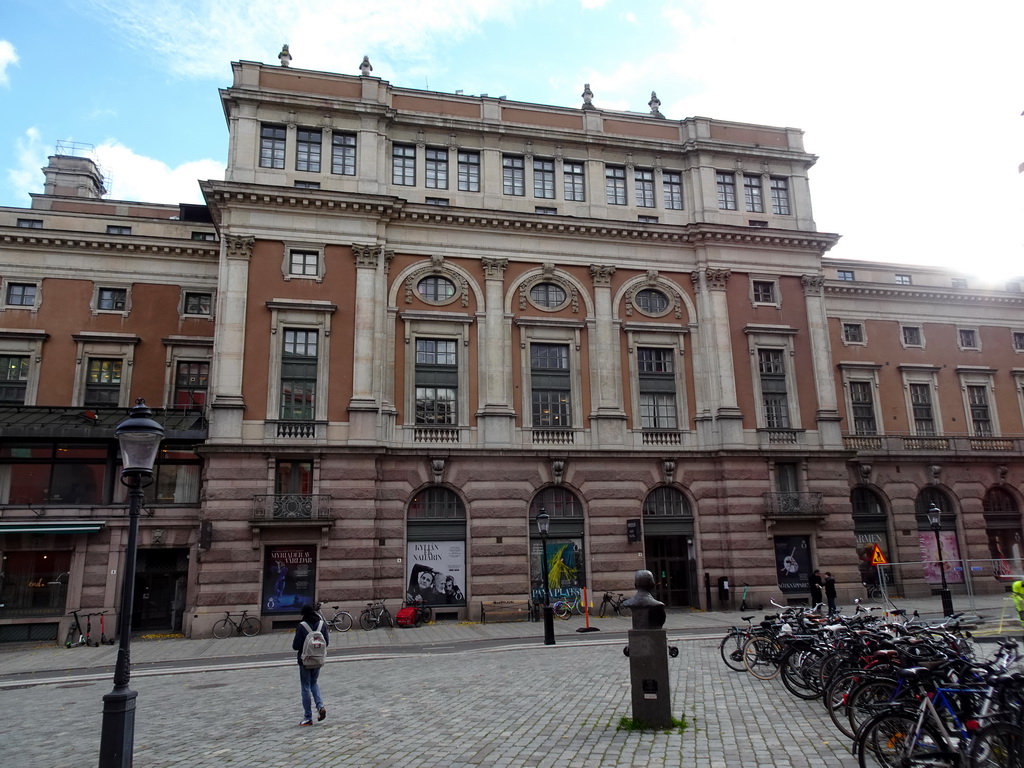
[0,233,218,258]
[826,283,1024,305]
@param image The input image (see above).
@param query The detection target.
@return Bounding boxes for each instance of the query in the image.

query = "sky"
[1,0,1022,280]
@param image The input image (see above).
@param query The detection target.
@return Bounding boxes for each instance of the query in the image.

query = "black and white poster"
[406,541,466,606]
[774,535,811,594]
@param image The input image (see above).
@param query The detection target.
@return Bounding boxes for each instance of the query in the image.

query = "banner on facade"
[262,545,316,613]
[918,532,964,584]
[774,535,811,594]
[405,541,466,606]
[531,538,585,604]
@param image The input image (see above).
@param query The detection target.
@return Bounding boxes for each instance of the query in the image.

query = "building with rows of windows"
[0,57,1021,642]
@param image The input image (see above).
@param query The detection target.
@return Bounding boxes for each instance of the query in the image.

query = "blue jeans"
[298,664,323,721]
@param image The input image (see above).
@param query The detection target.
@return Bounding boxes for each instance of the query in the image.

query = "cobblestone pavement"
[0,637,860,768]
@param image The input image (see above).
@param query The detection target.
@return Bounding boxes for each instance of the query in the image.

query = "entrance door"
[133,549,188,632]
[645,536,691,607]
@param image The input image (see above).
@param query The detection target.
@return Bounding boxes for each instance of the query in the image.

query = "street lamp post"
[926,503,955,617]
[536,508,555,646]
[99,399,164,768]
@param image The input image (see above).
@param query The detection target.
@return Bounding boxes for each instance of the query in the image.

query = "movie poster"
[918,532,964,584]
[262,545,316,613]
[530,538,585,604]
[406,541,466,606]
[774,535,811,594]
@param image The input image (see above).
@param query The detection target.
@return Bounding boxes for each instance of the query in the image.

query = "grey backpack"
[300,620,327,668]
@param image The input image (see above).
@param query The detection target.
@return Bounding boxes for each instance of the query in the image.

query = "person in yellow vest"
[1012,580,1024,635]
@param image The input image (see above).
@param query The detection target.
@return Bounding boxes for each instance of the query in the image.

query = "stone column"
[209,234,253,441]
[802,274,843,448]
[588,264,625,445]
[690,266,742,446]
[348,244,388,442]
[477,257,516,445]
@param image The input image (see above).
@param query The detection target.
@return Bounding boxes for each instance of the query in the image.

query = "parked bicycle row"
[718,600,1023,767]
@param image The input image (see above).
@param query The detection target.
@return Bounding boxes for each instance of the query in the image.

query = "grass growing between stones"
[617,715,689,734]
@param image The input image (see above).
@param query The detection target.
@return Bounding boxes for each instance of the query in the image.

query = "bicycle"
[598,592,628,618]
[553,595,585,620]
[316,602,354,632]
[719,615,757,672]
[64,609,87,648]
[359,599,393,630]
[212,610,262,638]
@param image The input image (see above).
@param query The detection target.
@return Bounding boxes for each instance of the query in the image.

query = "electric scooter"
[98,610,115,645]
[85,611,99,646]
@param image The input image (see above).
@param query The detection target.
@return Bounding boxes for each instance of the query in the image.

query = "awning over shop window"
[0,521,106,534]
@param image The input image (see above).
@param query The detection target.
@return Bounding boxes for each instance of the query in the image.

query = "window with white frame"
[530,343,571,428]
[744,175,764,213]
[716,172,736,210]
[295,128,322,173]
[758,348,790,428]
[966,384,993,436]
[280,329,318,420]
[172,361,209,409]
[106,225,131,236]
[663,171,683,210]
[564,161,585,201]
[260,124,287,169]
[503,155,525,196]
[457,151,480,192]
[637,347,677,429]
[534,158,555,199]
[414,338,457,425]
[605,166,627,205]
[837,270,855,281]
[288,250,320,278]
[902,326,923,347]
[895,273,912,285]
[958,328,979,350]
[0,331,44,405]
[752,279,778,305]
[416,275,457,304]
[900,366,939,436]
[0,355,29,404]
[16,218,42,228]
[529,282,568,310]
[425,148,449,189]
[84,358,123,407]
[1014,331,1024,351]
[392,144,416,186]
[5,282,37,308]
[951,278,968,289]
[331,132,356,175]
[770,177,790,215]
[635,169,655,208]
[848,380,877,435]
[842,322,865,344]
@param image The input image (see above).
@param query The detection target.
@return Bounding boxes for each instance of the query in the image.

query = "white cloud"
[7,128,48,203]
[93,142,224,204]
[0,40,18,86]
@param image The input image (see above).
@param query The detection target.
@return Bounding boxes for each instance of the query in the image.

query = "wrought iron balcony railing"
[763,492,824,518]
[251,494,332,521]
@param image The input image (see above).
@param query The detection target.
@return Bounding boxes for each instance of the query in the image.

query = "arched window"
[405,486,466,609]
[983,487,1023,578]
[530,486,582,518]
[851,488,890,590]
[914,488,962,585]
[643,486,692,517]
[408,486,466,519]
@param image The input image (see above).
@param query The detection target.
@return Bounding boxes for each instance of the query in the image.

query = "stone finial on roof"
[581,83,595,110]
[278,45,292,67]
[360,56,373,76]
[648,91,664,119]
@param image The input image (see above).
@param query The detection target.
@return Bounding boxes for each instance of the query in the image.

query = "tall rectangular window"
[770,177,790,215]
[276,460,312,495]
[716,172,736,210]
[280,330,318,420]
[637,347,677,429]
[909,383,934,435]
[959,329,978,349]
[744,175,764,213]
[331,133,356,175]
[0,355,29,404]
[5,283,36,307]
[967,385,992,436]
[635,169,655,208]
[564,161,585,201]
[503,156,525,196]
[758,349,789,428]
[849,381,877,435]
[97,288,127,311]
[84,358,122,407]
[534,158,555,199]
[1014,332,1024,351]
[663,171,683,210]
[530,343,571,428]
[425,148,449,189]
[260,124,287,169]
[295,128,322,172]
[414,339,457,425]
[457,151,480,192]
[173,361,209,409]
[605,166,627,205]
[392,144,416,186]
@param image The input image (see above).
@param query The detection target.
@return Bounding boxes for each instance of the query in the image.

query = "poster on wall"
[918,532,964,584]
[406,541,466,606]
[262,545,316,613]
[530,539,585,604]
[855,533,891,588]
[774,535,811,594]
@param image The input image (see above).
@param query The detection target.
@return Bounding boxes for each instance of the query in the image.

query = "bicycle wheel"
[332,612,353,632]
[847,677,902,738]
[212,619,233,639]
[598,600,610,618]
[719,630,747,672]
[856,709,953,768]
[413,609,424,628]
[968,720,1023,768]
[380,608,393,628]
[825,670,866,740]
[742,636,782,680]
[359,610,373,630]
[420,606,433,624]
[240,616,262,637]
[779,647,823,700]
[554,602,572,620]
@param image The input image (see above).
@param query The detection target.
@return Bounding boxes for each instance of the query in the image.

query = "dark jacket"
[824,576,837,599]
[292,615,329,666]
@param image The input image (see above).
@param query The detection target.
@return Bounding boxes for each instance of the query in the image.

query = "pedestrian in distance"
[1011,579,1024,639]
[292,603,329,726]
[810,569,823,609]
[824,572,837,615]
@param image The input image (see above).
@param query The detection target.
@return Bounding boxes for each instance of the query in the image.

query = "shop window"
[0,551,72,617]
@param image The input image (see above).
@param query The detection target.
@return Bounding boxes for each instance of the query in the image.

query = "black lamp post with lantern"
[536,508,555,646]
[99,399,163,768]
[926,503,955,617]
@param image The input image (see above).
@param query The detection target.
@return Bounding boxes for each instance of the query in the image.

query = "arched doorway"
[405,486,467,614]
[851,487,891,594]
[915,487,962,587]
[642,486,696,607]
[983,487,1023,578]
[529,488,585,607]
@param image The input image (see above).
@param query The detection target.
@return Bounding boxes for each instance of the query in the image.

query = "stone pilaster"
[209,234,253,441]
[802,274,843,447]
[588,264,626,445]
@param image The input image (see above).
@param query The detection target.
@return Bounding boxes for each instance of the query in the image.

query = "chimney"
[42,153,107,199]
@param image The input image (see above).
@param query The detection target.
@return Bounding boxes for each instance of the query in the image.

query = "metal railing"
[843,434,1024,454]
[762,491,824,517]
[251,494,332,521]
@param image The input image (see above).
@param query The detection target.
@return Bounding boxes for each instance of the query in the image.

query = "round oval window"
[417,276,457,303]
[635,288,669,315]
[529,282,567,308]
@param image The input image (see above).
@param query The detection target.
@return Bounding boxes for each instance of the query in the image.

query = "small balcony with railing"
[841,433,1023,455]
[250,494,333,528]
[762,492,825,520]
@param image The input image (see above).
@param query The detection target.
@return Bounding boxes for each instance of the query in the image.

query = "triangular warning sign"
[870,545,888,565]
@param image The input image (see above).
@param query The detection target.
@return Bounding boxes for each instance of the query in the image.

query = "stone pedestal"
[623,569,673,728]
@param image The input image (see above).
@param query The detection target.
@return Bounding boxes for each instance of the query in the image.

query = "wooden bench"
[480,599,533,623]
